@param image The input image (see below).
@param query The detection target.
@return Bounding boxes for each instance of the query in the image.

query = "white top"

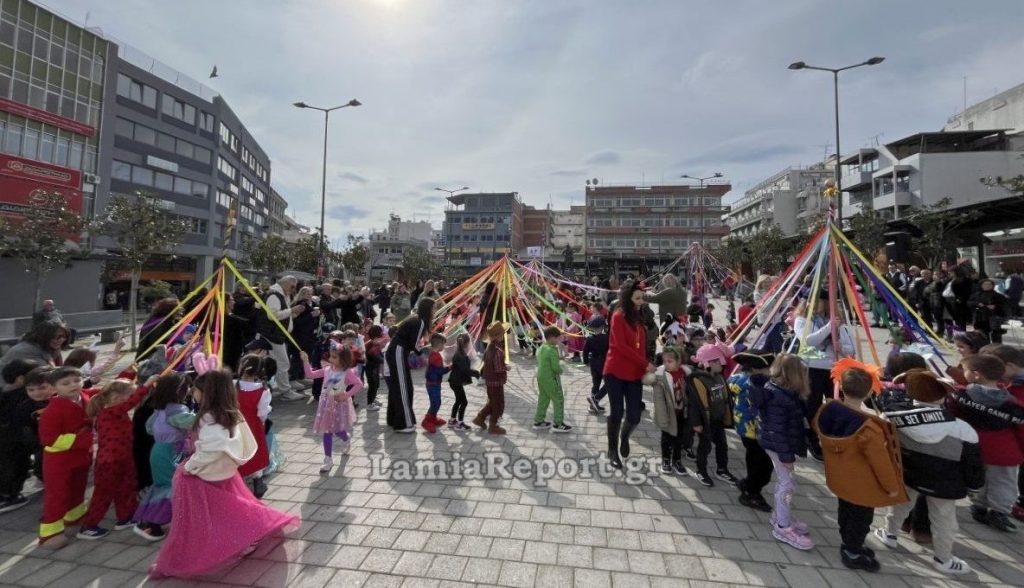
[792,314,855,370]
[238,379,272,421]
[183,414,257,482]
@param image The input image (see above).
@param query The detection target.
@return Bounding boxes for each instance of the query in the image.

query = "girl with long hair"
[149,368,298,579]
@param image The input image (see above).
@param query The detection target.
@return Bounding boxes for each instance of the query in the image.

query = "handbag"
[942,281,955,300]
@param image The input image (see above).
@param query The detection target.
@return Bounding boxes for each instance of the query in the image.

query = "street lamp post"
[436,186,469,276]
[293,98,361,278]
[787,57,884,224]
[681,173,723,247]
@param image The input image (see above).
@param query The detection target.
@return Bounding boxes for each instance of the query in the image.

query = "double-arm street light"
[787,57,884,224]
[293,98,362,277]
[436,186,470,271]
[681,172,723,247]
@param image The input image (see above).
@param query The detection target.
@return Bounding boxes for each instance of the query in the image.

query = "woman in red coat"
[603,281,654,468]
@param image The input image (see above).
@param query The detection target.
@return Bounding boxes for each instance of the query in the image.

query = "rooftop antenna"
[963,75,967,114]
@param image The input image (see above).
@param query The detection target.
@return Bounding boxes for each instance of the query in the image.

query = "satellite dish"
[592,178,599,185]
[585,179,591,186]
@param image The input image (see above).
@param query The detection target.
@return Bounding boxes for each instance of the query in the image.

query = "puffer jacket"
[728,372,768,441]
[813,401,907,508]
[754,380,807,463]
[947,384,1024,466]
[885,401,984,499]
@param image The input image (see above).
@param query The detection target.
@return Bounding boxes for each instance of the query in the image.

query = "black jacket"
[884,402,984,499]
[686,370,731,430]
[583,333,609,375]
[449,350,479,386]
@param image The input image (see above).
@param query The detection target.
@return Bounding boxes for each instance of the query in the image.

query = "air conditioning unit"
[83,173,101,184]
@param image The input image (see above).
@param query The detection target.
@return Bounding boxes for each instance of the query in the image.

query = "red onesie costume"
[236,381,270,478]
[81,385,150,528]
[38,395,93,542]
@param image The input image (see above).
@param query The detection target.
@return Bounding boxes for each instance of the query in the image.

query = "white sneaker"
[280,390,306,401]
[319,456,333,473]
[872,528,898,549]
[366,401,382,411]
[933,556,971,575]
[341,441,351,456]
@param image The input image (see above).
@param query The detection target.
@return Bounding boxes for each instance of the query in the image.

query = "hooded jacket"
[728,372,769,441]
[183,414,258,482]
[647,365,690,436]
[813,401,907,508]
[884,401,984,499]
[947,383,1024,466]
[686,369,731,430]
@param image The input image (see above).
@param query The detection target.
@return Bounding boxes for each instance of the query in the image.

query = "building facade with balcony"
[521,204,551,249]
[726,165,831,240]
[944,81,1024,135]
[585,183,730,274]
[368,214,433,281]
[442,192,523,273]
[551,205,586,256]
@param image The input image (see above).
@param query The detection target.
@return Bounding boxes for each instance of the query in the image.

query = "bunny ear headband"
[830,357,883,394]
[191,351,220,375]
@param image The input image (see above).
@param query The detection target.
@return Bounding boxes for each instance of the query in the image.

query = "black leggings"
[366,364,381,405]
[740,437,774,496]
[805,367,830,451]
[450,383,468,421]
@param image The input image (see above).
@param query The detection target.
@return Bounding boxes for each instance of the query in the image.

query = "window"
[173,176,191,194]
[112,160,131,181]
[156,132,176,152]
[131,166,153,186]
[217,190,233,208]
[193,146,211,164]
[646,197,665,206]
[134,125,155,145]
[240,176,254,194]
[199,112,215,132]
[175,141,194,159]
[191,182,208,198]
[219,122,238,151]
[161,94,196,124]
[181,216,207,235]
[114,117,133,138]
[154,172,174,191]
[217,156,237,181]
[619,197,641,207]
[116,73,156,108]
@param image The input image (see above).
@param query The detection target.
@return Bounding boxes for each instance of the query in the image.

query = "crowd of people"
[0,264,1022,580]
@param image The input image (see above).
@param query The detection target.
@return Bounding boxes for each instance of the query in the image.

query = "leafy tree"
[715,236,748,274]
[0,190,88,311]
[243,234,289,278]
[94,191,187,349]
[140,280,174,302]
[289,234,336,276]
[846,209,888,266]
[401,246,441,283]
[905,197,983,269]
[340,234,370,280]
[746,224,796,275]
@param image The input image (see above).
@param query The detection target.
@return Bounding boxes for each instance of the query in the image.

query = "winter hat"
[588,316,607,329]
[894,368,955,403]
[694,343,730,368]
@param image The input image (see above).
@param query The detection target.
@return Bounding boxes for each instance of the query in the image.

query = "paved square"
[2,348,1024,587]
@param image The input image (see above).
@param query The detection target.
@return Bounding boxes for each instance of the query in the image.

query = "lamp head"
[293,101,307,108]
[713,172,723,178]
[680,174,692,179]
[347,99,362,107]
[461,186,469,190]
[788,61,807,70]
[865,56,885,66]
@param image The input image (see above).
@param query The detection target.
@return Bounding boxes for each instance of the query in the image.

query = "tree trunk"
[129,270,140,350]
[31,269,42,314]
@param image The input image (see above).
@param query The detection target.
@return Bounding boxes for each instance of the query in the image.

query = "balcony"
[841,170,873,190]
[874,190,915,211]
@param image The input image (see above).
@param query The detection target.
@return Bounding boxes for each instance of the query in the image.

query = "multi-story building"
[521,204,551,251]
[0,0,113,315]
[97,44,275,294]
[268,188,288,236]
[726,165,831,239]
[368,214,433,281]
[442,192,523,273]
[550,205,586,266]
[585,183,730,274]
[944,81,1024,134]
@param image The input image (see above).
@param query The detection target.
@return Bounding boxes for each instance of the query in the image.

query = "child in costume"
[0,358,42,514]
[302,344,362,473]
[134,372,195,542]
[648,346,690,476]
[472,321,508,435]
[728,350,775,513]
[77,378,152,539]
[583,316,609,415]
[688,343,737,488]
[422,333,450,433]
[534,326,572,432]
[448,333,478,430]
[235,354,274,499]
[37,367,93,548]
[364,325,385,411]
[148,365,299,579]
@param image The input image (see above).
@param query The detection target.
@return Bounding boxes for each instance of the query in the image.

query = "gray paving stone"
[460,557,502,584]
[575,567,612,588]
[497,561,537,588]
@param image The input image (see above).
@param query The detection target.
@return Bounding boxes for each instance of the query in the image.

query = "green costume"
[535,342,564,425]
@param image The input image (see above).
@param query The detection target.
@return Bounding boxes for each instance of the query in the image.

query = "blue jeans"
[604,374,642,426]
[426,384,442,416]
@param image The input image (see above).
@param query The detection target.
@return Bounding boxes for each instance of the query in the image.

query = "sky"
[45,0,1024,247]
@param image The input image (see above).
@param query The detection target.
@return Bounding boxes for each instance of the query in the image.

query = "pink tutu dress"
[149,416,299,579]
[567,311,585,355]
[307,364,362,434]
